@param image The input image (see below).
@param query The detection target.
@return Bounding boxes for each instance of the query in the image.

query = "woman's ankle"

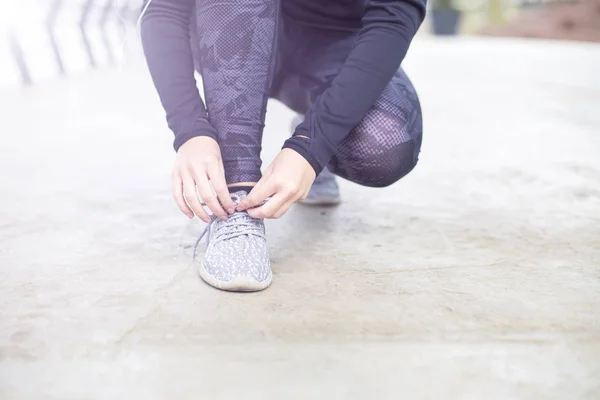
[227,182,257,194]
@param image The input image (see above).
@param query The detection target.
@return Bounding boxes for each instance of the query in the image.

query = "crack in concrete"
[115,305,161,346]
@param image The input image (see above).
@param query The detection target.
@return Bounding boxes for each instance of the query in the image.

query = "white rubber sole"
[198,259,272,292]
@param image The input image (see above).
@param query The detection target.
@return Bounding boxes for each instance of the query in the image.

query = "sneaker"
[300,167,341,206]
[291,115,341,206]
[194,190,272,292]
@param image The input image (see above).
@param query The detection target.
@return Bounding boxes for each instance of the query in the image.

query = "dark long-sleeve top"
[140,0,426,174]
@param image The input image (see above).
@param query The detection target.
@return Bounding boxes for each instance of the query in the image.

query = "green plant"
[430,0,457,9]
[487,0,507,24]
[431,0,489,12]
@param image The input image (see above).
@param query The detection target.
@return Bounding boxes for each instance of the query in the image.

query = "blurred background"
[1,0,599,87]
[0,0,140,86]
[425,0,600,40]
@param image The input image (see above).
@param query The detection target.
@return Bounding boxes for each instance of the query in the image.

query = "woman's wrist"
[281,136,322,176]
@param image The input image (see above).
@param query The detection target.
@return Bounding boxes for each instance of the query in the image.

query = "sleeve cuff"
[173,117,218,152]
[282,136,323,176]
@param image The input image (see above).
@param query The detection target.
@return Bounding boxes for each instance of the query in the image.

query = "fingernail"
[220,216,228,221]
[227,208,234,214]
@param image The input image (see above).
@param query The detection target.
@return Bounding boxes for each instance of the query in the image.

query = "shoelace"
[193,212,265,260]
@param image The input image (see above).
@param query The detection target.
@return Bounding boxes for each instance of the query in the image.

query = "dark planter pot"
[431,9,461,36]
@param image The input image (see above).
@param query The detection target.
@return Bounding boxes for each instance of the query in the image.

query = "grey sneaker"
[291,115,341,206]
[300,167,341,206]
[194,191,272,292]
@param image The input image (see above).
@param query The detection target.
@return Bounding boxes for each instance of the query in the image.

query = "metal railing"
[2,0,141,86]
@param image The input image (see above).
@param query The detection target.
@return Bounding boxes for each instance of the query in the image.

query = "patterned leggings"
[194,0,423,187]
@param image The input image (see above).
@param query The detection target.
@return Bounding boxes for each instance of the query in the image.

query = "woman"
[140,0,426,291]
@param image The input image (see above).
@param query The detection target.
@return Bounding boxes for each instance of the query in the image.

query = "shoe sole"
[299,196,341,206]
[199,259,272,292]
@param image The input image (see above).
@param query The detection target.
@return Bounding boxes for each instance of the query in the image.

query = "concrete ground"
[0,38,599,399]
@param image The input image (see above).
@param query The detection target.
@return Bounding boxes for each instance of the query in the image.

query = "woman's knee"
[353,135,422,188]
[331,107,422,187]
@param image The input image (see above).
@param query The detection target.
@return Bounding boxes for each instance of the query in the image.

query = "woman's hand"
[237,148,316,219]
[172,136,235,222]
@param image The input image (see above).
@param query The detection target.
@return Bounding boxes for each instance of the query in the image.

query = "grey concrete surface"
[1,38,599,399]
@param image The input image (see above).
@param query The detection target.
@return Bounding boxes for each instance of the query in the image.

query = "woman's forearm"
[284,0,427,174]
[140,0,217,150]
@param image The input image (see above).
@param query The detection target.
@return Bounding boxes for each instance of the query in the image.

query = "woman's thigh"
[270,18,356,113]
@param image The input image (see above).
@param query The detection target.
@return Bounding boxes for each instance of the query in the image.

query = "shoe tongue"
[230,190,249,207]
[216,199,264,239]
